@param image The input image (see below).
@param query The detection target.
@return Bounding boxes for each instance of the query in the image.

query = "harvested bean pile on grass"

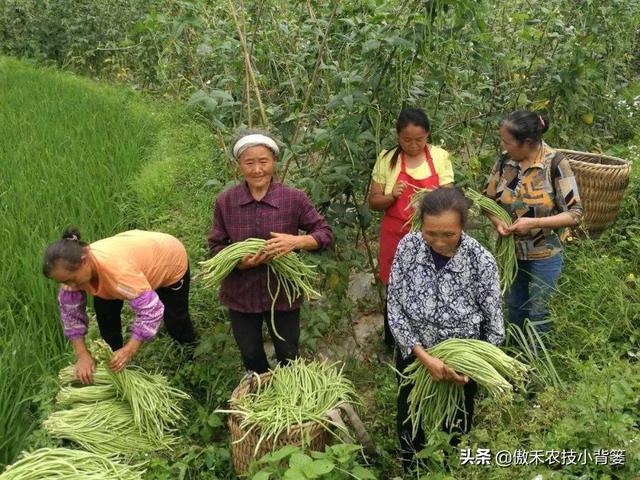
[402,338,528,438]
[43,340,188,457]
[200,238,319,340]
[0,448,145,479]
[43,399,177,456]
[217,358,359,453]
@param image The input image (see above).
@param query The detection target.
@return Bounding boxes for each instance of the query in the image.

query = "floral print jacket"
[388,232,505,358]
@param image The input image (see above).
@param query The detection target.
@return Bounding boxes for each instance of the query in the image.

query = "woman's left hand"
[507,217,539,235]
[110,342,140,372]
[265,233,301,259]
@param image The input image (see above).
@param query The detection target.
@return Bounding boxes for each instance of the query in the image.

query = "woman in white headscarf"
[207,130,333,373]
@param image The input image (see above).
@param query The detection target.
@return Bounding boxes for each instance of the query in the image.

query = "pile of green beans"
[48,341,189,456]
[58,365,111,385]
[199,238,320,340]
[92,340,189,443]
[0,448,145,479]
[56,384,116,406]
[217,358,359,453]
[466,189,517,293]
[43,400,176,456]
[402,338,528,439]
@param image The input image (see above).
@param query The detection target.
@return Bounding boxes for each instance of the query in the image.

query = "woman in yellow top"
[43,228,196,383]
[368,108,454,347]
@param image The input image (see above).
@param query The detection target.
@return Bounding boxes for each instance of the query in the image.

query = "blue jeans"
[505,253,563,334]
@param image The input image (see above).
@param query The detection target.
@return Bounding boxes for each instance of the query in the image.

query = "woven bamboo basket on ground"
[557,149,632,234]
[227,372,327,476]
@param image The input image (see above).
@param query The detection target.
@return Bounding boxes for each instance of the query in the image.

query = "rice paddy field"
[0,57,159,464]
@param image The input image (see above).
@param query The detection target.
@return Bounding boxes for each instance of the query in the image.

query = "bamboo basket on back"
[557,149,632,235]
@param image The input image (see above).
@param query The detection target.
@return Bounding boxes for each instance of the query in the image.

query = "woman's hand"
[508,217,539,236]
[391,180,408,199]
[265,233,301,258]
[237,250,272,270]
[485,213,511,237]
[75,352,95,384]
[494,220,512,237]
[420,354,469,385]
[110,341,140,373]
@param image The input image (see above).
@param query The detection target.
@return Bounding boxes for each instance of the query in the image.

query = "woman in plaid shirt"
[485,111,583,333]
[207,131,333,373]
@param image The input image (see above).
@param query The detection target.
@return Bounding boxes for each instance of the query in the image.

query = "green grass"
[0,57,160,466]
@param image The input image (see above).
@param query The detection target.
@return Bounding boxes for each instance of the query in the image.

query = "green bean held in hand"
[402,338,528,438]
[199,238,319,340]
[466,189,517,293]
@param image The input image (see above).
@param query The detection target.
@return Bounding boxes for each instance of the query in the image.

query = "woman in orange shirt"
[43,228,196,383]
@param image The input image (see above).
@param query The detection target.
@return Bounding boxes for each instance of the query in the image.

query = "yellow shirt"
[371,145,454,195]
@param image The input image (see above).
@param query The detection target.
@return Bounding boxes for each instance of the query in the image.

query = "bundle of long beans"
[404,187,433,232]
[58,364,111,385]
[43,400,176,456]
[0,448,145,480]
[50,340,188,456]
[92,340,189,442]
[402,338,527,439]
[466,189,517,293]
[199,238,320,340]
[217,358,359,453]
[56,384,116,406]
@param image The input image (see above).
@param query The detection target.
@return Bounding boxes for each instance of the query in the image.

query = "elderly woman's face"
[421,210,463,257]
[238,145,276,190]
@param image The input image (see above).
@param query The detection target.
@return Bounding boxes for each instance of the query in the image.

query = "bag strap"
[498,151,509,178]
[550,151,563,182]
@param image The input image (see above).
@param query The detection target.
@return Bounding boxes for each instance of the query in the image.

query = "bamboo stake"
[280,0,340,181]
[228,0,268,126]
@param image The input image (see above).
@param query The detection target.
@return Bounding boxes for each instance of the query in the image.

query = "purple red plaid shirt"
[207,181,333,313]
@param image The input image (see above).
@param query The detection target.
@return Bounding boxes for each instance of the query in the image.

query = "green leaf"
[301,459,334,477]
[351,466,377,479]
[196,42,212,56]
[357,130,376,143]
[283,466,307,480]
[261,445,301,463]
[207,412,223,428]
[252,472,271,480]
[289,453,312,468]
[362,39,380,53]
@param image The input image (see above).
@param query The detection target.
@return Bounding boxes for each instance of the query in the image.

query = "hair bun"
[538,113,550,134]
[62,227,81,241]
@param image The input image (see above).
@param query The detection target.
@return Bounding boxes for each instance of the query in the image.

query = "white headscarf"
[232,134,280,160]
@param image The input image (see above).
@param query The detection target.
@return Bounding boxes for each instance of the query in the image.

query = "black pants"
[94,267,196,351]
[229,308,300,374]
[396,351,478,471]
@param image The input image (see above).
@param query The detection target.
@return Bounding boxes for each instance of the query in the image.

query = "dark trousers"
[94,267,196,351]
[229,308,300,374]
[396,351,477,471]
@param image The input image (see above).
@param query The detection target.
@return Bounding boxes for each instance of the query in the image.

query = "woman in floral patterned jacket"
[387,187,504,471]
